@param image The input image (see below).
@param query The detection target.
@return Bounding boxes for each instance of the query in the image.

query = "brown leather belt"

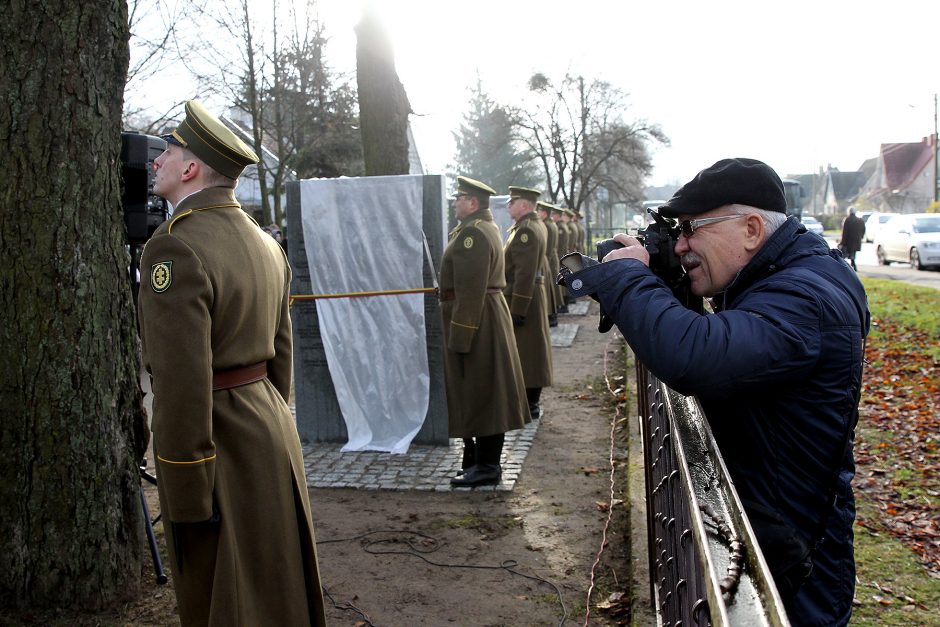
[213,362,267,391]
[439,288,502,302]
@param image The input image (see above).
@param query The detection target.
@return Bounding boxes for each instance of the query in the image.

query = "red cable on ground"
[583,332,623,627]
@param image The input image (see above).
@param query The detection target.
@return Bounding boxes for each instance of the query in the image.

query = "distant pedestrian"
[839,207,865,270]
[440,176,529,487]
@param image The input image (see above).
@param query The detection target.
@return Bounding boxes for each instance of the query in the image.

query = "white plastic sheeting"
[299,176,429,453]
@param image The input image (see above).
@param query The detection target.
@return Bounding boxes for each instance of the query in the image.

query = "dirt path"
[312,303,636,626]
[2,303,639,627]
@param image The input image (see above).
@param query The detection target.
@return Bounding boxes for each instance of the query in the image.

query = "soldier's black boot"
[526,387,542,420]
[456,438,476,476]
[548,312,558,327]
[451,434,503,487]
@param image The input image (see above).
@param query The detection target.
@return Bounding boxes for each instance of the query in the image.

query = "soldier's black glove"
[511,314,525,327]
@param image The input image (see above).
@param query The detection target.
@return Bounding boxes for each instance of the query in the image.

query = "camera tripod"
[140,459,168,585]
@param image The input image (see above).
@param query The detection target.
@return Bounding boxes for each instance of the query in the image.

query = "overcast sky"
[133,0,940,187]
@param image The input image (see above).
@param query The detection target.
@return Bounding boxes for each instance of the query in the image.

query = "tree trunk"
[355,9,411,176]
[0,0,149,610]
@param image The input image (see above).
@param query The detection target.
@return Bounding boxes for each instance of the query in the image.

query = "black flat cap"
[658,158,786,218]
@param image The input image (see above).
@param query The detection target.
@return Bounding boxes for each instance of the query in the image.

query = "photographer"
[565,158,869,626]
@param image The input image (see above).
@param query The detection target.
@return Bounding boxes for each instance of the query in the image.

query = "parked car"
[800,216,824,236]
[864,211,899,243]
[874,213,940,270]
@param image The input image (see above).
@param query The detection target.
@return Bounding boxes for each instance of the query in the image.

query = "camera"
[121,132,168,245]
[597,209,685,290]
[560,209,701,314]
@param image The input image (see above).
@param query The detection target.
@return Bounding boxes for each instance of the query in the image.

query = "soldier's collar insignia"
[150,261,173,293]
[463,236,474,249]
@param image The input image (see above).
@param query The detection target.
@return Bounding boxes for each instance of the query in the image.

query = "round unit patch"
[520,233,529,243]
[150,261,173,293]
[463,236,474,249]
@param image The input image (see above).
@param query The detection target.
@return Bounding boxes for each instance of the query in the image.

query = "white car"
[863,211,899,243]
[800,216,824,236]
[875,213,940,270]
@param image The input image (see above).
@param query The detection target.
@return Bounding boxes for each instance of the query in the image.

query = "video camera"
[121,131,168,246]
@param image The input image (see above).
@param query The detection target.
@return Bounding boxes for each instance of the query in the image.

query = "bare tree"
[0,0,149,610]
[512,73,668,213]
[264,0,363,224]
[123,0,197,133]
[355,6,411,176]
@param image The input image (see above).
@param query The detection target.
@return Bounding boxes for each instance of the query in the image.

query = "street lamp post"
[934,93,938,204]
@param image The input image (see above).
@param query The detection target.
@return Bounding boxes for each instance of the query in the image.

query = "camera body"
[596,210,702,313]
[121,132,168,245]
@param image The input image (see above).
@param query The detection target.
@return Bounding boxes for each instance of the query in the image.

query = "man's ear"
[743,213,765,252]
[181,158,201,183]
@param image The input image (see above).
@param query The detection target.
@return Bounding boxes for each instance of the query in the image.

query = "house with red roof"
[859,135,938,213]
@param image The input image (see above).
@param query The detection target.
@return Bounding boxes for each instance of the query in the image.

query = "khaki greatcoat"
[542,216,560,313]
[440,208,529,438]
[504,212,553,389]
[138,187,326,627]
[573,220,586,253]
[556,220,571,257]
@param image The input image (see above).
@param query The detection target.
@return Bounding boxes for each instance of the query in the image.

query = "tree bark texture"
[355,10,411,176]
[0,0,149,610]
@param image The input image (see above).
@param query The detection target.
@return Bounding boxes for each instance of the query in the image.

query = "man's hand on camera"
[602,233,650,267]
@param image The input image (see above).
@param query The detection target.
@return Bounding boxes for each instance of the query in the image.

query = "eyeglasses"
[678,214,745,238]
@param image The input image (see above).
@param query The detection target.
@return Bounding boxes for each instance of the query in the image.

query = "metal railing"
[636,362,791,626]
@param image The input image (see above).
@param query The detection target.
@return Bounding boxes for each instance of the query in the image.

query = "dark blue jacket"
[569,218,869,626]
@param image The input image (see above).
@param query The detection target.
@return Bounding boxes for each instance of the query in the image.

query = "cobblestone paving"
[300,298,586,493]
[302,418,539,492]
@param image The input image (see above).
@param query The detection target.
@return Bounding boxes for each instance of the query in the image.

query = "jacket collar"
[175,186,240,214]
[713,216,820,310]
[509,211,539,232]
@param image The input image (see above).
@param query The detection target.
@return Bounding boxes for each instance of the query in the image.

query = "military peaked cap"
[455,175,496,198]
[507,186,541,203]
[163,100,260,179]
[536,200,554,213]
[658,157,786,218]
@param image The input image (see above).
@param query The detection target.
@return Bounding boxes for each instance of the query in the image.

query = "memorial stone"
[286,175,449,446]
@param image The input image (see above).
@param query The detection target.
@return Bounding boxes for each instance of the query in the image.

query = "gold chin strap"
[170,130,188,147]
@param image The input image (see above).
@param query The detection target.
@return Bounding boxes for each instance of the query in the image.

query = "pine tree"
[454,79,539,191]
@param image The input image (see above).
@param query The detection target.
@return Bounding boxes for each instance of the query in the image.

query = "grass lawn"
[850,279,940,625]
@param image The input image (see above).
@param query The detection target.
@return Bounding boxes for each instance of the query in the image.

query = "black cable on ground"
[317,528,569,626]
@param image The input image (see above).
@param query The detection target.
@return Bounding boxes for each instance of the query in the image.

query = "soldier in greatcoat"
[537,201,560,326]
[551,206,570,313]
[138,100,326,626]
[440,176,529,487]
[504,187,553,421]
[572,210,586,253]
